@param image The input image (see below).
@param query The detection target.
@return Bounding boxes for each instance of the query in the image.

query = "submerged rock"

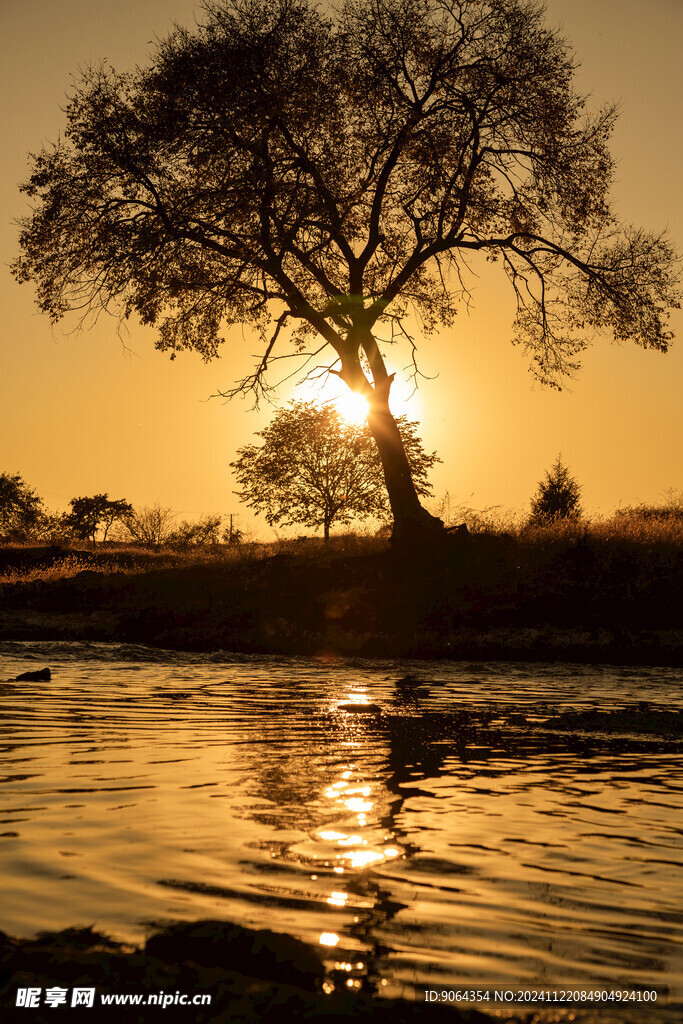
[145,920,323,991]
[14,667,51,682]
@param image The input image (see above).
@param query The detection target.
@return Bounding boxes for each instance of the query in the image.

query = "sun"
[335,391,370,424]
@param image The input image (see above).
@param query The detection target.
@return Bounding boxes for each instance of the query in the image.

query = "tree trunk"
[366,389,444,547]
[337,325,444,547]
[324,516,331,542]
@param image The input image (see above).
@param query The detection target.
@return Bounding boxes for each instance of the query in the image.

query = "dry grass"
[1,513,680,588]
[0,532,389,585]
[0,553,136,585]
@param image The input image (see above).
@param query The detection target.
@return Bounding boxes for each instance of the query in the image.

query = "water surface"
[1,641,681,1020]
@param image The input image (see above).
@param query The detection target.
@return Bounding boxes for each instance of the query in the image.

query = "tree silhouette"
[232,401,438,540]
[0,472,44,542]
[167,514,223,548]
[123,504,176,549]
[66,494,134,543]
[530,455,582,522]
[13,0,680,543]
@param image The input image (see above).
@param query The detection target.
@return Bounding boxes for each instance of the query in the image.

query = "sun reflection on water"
[301,721,409,999]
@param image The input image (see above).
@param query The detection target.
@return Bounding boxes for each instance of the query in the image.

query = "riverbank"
[0,528,681,663]
[0,921,494,1024]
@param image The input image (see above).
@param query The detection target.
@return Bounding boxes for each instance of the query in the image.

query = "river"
[1,641,681,1020]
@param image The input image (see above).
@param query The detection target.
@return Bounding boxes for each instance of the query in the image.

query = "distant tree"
[35,511,73,545]
[167,514,223,548]
[530,456,582,523]
[13,0,680,544]
[66,494,134,543]
[232,401,439,540]
[0,472,45,541]
[123,504,176,549]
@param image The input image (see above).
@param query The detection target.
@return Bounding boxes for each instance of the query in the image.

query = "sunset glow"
[0,0,680,536]
[335,391,369,424]
[1,1,681,1013]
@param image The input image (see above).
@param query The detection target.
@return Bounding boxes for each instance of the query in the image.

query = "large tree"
[13,0,680,543]
[232,401,439,539]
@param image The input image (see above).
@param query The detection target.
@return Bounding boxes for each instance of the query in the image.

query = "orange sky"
[1,0,681,538]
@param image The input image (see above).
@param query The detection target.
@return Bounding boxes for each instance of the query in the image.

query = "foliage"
[123,504,176,549]
[65,493,134,543]
[530,455,582,522]
[0,472,45,541]
[231,401,439,538]
[167,515,223,548]
[13,0,679,385]
[12,0,680,536]
[13,0,680,387]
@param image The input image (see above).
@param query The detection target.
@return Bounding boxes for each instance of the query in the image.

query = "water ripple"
[0,640,681,1015]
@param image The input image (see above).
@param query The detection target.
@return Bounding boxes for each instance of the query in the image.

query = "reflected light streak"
[327,890,348,906]
[345,797,373,812]
[347,849,384,868]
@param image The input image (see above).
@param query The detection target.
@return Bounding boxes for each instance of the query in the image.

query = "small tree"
[167,515,223,548]
[0,472,45,542]
[232,401,439,540]
[123,504,176,549]
[66,494,134,543]
[530,455,582,523]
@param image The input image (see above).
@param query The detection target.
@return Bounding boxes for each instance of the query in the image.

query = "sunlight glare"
[335,391,369,424]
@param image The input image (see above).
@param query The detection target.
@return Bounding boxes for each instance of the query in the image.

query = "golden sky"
[1,0,681,537]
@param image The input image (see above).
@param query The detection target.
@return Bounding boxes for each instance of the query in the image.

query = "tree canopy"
[530,454,582,522]
[232,401,439,538]
[12,0,681,541]
[0,472,45,542]
[66,494,134,543]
